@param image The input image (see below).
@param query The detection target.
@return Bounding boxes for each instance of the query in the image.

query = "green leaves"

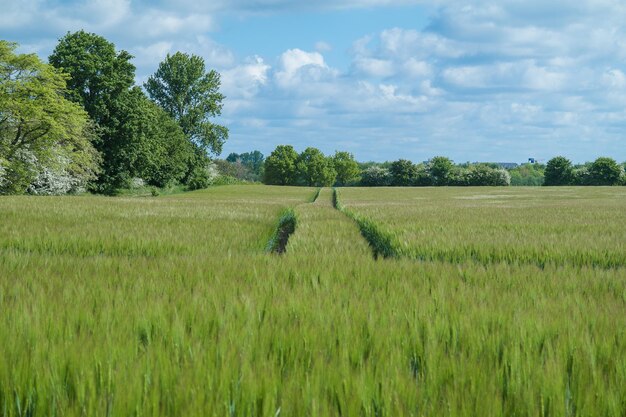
[0,40,99,194]
[145,52,228,157]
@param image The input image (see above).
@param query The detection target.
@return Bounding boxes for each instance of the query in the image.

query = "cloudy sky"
[2,0,626,163]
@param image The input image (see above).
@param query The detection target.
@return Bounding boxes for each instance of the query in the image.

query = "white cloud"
[353,57,395,78]
[274,49,336,88]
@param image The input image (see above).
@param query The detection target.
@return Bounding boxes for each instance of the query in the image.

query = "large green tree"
[390,159,417,186]
[107,88,194,188]
[0,41,99,194]
[427,156,454,186]
[332,151,360,186]
[263,145,299,185]
[145,52,228,157]
[297,147,337,187]
[544,156,573,186]
[49,31,192,192]
[49,30,135,127]
[588,157,623,185]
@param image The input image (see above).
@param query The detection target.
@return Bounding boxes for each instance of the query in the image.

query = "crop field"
[1,185,625,416]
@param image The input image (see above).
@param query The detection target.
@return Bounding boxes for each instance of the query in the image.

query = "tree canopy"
[0,40,99,194]
[544,156,573,186]
[145,52,228,156]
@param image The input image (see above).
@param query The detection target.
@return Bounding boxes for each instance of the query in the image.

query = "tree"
[108,88,193,188]
[227,150,264,179]
[50,31,193,193]
[263,145,299,185]
[544,156,573,186]
[509,163,545,186]
[145,52,228,156]
[427,156,454,186]
[390,159,417,186]
[360,166,391,186]
[588,157,623,185]
[332,151,360,186]
[296,147,337,187]
[49,30,135,127]
[1,41,100,194]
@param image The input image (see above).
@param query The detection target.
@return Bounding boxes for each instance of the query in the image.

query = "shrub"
[360,166,392,186]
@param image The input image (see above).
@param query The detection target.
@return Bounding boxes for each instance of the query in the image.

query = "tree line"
[1,32,228,195]
[216,146,625,187]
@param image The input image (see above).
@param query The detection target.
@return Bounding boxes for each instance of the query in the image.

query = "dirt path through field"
[285,188,373,258]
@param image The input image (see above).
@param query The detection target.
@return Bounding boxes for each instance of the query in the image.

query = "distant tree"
[389,159,417,186]
[296,147,337,186]
[465,165,511,186]
[588,157,623,185]
[227,150,264,178]
[332,151,360,186]
[544,156,573,186]
[1,41,100,194]
[427,156,454,185]
[145,52,228,157]
[263,145,299,185]
[509,163,545,186]
[413,164,433,186]
[360,166,391,186]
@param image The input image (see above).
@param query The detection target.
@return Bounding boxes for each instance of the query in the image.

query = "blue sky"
[1,0,625,163]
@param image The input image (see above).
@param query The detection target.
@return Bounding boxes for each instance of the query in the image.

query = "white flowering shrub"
[26,155,88,195]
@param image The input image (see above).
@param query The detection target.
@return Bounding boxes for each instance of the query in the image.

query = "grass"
[1,185,625,416]
[337,186,626,268]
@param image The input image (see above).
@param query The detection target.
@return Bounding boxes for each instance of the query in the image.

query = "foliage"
[544,156,573,185]
[226,151,264,177]
[145,52,228,157]
[185,162,219,190]
[454,164,511,186]
[588,157,623,186]
[0,40,100,195]
[332,151,360,186]
[48,30,135,126]
[296,147,336,187]
[389,159,417,186]
[108,87,193,189]
[50,32,195,193]
[263,145,299,185]
[427,156,454,185]
[360,166,392,186]
[509,163,545,186]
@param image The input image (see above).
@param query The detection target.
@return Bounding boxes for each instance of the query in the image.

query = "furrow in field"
[285,188,372,258]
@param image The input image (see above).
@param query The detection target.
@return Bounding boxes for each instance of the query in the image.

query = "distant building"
[528,158,536,164]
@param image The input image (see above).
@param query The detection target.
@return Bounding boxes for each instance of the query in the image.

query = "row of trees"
[258,145,625,187]
[260,147,510,187]
[263,146,360,186]
[544,156,625,186]
[1,32,228,195]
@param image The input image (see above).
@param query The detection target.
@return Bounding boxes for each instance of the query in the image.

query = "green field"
[1,186,625,416]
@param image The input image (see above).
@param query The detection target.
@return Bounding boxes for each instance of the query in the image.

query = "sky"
[1,0,626,163]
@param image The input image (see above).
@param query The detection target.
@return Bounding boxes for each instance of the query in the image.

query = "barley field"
[1,185,625,416]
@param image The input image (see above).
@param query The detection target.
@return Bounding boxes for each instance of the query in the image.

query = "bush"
[360,166,392,186]
[186,163,219,190]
